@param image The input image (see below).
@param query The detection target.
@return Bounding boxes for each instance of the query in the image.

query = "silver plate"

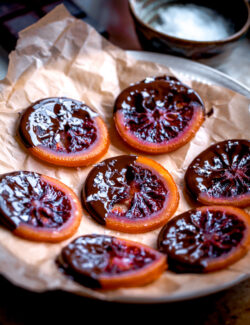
[127,50,250,98]
[111,51,250,303]
[0,50,249,303]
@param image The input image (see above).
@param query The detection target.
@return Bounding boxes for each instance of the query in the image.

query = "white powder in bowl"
[149,4,234,41]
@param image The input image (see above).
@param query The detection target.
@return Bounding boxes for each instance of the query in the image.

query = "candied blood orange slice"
[114,78,205,154]
[18,97,109,167]
[158,206,250,273]
[82,155,179,233]
[0,171,82,242]
[185,139,250,207]
[57,234,167,289]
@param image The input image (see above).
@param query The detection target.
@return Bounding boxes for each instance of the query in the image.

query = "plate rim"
[106,50,250,304]
[127,50,250,98]
[105,273,249,304]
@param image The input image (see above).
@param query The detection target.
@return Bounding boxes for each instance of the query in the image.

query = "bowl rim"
[128,0,250,45]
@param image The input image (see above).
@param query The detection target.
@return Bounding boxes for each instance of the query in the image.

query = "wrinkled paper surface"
[0,5,249,302]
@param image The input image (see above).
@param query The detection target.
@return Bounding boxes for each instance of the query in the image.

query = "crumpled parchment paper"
[0,5,249,302]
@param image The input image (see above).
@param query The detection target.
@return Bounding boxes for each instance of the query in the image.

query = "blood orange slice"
[83,155,179,233]
[57,234,167,289]
[0,171,82,242]
[18,97,109,167]
[114,77,205,154]
[158,206,250,272]
[185,139,250,207]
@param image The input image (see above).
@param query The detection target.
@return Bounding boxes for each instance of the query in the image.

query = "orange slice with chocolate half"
[82,155,179,233]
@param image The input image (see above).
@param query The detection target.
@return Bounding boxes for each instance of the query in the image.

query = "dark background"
[0,0,141,52]
[0,274,249,324]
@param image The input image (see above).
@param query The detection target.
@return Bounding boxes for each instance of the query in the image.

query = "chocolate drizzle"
[19,97,98,153]
[133,75,180,86]
[83,155,168,225]
[206,107,214,117]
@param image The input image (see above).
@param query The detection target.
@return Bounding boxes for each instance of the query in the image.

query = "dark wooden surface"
[0,1,249,324]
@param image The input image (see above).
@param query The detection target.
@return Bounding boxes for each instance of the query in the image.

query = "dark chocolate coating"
[185,139,250,201]
[135,75,180,85]
[0,171,72,229]
[83,155,136,225]
[83,155,168,225]
[19,97,98,153]
[114,79,204,143]
[57,234,157,288]
[158,208,246,273]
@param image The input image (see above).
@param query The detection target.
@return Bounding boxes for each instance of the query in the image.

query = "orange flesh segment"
[104,156,179,233]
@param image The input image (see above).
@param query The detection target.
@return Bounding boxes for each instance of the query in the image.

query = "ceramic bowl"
[129,0,250,59]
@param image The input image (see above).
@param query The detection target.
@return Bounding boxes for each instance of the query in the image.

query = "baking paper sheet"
[0,5,249,302]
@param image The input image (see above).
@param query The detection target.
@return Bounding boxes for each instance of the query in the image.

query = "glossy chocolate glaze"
[206,107,214,117]
[57,234,157,288]
[185,139,250,201]
[158,208,246,272]
[83,155,168,225]
[114,79,204,143]
[135,75,180,85]
[0,171,72,229]
[19,97,98,153]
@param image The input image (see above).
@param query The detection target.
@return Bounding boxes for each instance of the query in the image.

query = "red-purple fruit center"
[119,82,202,143]
[0,172,72,228]
[161,209,246,265]
[25,98,98,153]
[65,235,157,276]
[191,140,250,198]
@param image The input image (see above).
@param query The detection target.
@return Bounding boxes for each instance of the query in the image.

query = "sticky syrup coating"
[0,171,72,230]
[185,139,250,206]
[19,97,99,153]
[114,79,205,145]
[158,207,249,272]
[83,155,168,224]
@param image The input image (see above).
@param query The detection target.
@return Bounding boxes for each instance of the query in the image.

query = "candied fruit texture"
[185,139,250,207]
[107,162,168,219]
[18,97,109,167]
[0,171,82,242]
[58,234,167,289]
[114,80,205,154]
[83,155,179,233]
[158,206,250,273]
